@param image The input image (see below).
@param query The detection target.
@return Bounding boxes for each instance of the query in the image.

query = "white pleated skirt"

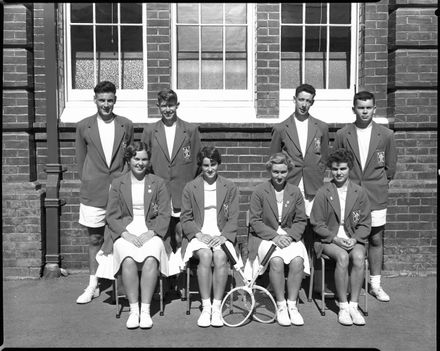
[182,238,243,270]
[243,239,310,280]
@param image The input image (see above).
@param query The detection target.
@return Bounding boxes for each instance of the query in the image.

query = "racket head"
[220,286,254,327]
[251,285,277,324]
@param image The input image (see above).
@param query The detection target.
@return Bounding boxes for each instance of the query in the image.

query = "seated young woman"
[180,146,240,328]
[99,141,171,329]
[310,148,371,326]
[247,152,310,326]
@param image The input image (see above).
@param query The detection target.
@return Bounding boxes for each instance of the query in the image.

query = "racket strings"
[252,286,277,324]
[221,288,253,327]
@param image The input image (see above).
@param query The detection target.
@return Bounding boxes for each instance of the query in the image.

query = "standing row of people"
[74,82,396,329]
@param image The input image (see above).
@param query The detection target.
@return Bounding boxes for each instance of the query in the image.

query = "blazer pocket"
[181,144,193,163]
[374,150,386,168]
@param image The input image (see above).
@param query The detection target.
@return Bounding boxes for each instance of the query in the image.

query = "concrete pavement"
[1,272,436,350]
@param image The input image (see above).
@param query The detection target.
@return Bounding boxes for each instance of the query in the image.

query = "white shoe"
[276,305,291,326]
[126,311,140,329]
[349,306,366,326]
[76,285,99,304]
[370,286,390,302]
[140,311,153,329]
[338,307,353,326]
[197,307,211,327]
[288,306,304,326]
[210,308,224,327]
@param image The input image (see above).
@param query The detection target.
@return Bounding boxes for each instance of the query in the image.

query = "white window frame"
[60,3,149,123]
[171,3,258,123]
[279,3,360,123]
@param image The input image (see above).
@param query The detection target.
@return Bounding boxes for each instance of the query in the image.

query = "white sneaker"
[276,305,291,326]
[126,311,140,329]
[76,285,99,304]
[140,311,153,329]
[349,306,366,326]
[370,286,390,302]
[197,307,211,327]
[288,306,304,326]
[210,308,224,327]
[338,307,353,326]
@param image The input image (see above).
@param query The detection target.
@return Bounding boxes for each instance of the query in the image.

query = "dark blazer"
[270,114,329,197]
[334,121,397,210]
[141,117,202,211]
[248,180,307,262]
[180,175,239,258]
[310,181,371,258]
[76,114,134,208]
[101,172,171,254]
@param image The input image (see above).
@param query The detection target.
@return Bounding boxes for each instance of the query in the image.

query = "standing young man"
[270,84,329,254]
[141,88,202,289]
[334,91,397,302]
[76,81,134,303]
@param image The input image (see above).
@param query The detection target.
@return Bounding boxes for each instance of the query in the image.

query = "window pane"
[202,60,222,89]
[281,26,302,89]
[305,3,326,24]
[121,26,143,89]
[201,3,223,24]
[96,4,118,24]
[225,3,246,24]
[71,25,94,89]
[329,27,350,88]
[330,3,350,24]
[177,3,198,24]
[202,26,222,52]
[226,60,246,89]
[70,4,92,23]
[96,26,119,87]
[226,27,246,51]
[281,3,302,24]
[178,60,199,89]
[305,27,326,88]
[121,3,142,23]
[281,26,302,52]
[177,26,199,52]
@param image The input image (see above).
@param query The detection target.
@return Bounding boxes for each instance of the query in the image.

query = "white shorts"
[78,203,106,228]
[371,208,387,227]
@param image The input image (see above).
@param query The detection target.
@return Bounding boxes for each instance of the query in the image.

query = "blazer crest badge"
[376,151,385,166]
[182,145,191,160]
[313,137,321,153]
[352,210,360,225]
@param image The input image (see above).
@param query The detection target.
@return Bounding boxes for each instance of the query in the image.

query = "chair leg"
[159,275,164,316]
[186,265,191,315]
[320,257,326,316]
[114,278,123,319]
[364,259,368,316]
[308,256,315,302]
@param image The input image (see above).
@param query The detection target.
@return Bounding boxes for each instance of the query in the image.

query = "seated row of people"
[93,142,371,330]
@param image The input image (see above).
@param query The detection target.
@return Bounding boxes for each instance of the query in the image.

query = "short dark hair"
[94,81,116,95]
[327,148,354,169]
[353,91,375,106]
[197,145,222,166]
[123,141,152,166]
[265,152,294,172]
[295,83,316,97]
[157,88,178,105]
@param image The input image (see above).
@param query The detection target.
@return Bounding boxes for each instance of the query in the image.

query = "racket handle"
[220,243,237,266]
[260,243,277,267]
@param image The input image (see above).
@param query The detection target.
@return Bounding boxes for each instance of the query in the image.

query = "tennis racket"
[220,242,277,327]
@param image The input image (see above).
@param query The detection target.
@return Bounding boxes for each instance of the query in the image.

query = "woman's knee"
[269,257,284,273]
[335,251,349,268]
[196,249,213,267]
[143,257,158,271]
[289,256,304,273]
[213,250,227,269]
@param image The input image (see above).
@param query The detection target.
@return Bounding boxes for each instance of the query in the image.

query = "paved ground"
[1,273,436,350]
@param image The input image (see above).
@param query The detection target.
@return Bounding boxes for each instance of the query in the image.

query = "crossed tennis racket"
[220,242,278,327]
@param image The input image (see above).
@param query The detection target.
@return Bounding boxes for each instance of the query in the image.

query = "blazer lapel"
[346,124,362,167]
[193,177,204,224]
[327,183,341,222]
[216,177,228,218]
[88,115,107,166]
[120,173,133,217]
[110,116,125,167]
[170,118,186,163]
[285,115,302,154]
[305,117,318,153]
[344,181,357,222]
[154,122,171,162]
[143,174,154,218]
[281,184,295,222]
[264,182,279,220]
[364,122,381,170]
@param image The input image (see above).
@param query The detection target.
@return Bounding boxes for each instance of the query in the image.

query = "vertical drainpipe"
[42,3,66,278]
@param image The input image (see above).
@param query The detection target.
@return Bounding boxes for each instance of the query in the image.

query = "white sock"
[212,299,222,311]
[287,299,297,309]
[129,303,139,314]
[201,298,211,311]
[141,303,150,314]
[89,275,98,288]
[349,301,358,309]
[277,300,287,308]
[339,301,349,310]
[370,275,381,289]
